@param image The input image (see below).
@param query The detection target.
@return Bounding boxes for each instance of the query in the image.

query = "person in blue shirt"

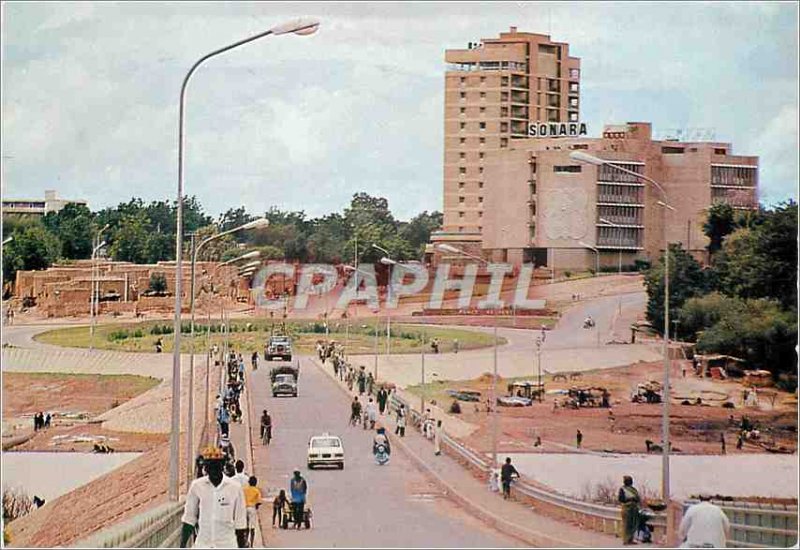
[289,469,308,529]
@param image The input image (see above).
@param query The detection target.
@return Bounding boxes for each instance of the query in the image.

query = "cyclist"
[260,409,272,445]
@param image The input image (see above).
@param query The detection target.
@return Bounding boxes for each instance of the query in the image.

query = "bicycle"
[261,425,272,445]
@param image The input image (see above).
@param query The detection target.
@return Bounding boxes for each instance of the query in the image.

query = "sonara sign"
[528,122,588,138]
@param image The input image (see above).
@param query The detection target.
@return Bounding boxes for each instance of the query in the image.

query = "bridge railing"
[389,393,798,548]
[71,500,184,548]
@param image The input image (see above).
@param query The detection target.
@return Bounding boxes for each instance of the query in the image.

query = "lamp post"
[343,264,375,377]
[186,219,267,484]
[90,224,110,353]
[379,258,421,397]
[570,150,675,506]
[89,237,108,352]
[578,241,599,276]
[435,243,500,470]
[373,244,393,355]
[169,18,319,502]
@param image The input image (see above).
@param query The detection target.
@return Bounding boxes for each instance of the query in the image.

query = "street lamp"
[598,217,624,275]
[89,236,108,353]
[435,243,501,470]
[374,244,393,355]
[343,264,376,377]
[184,218,268,485]
[169,17,319,503]
[578,241,599,276]
[1,236,13,246]
[220,250,261,266]
[570,150,675,506]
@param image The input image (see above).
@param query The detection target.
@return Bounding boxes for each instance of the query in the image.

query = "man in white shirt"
[231,460,249,489]
[181,446,247,548]
[678,495,731,548]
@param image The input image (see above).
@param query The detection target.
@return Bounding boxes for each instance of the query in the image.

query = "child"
[273,489,287,528]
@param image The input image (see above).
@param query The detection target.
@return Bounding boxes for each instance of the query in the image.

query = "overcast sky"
[2,2,797,220]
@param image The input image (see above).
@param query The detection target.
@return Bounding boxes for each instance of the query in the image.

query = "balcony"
[510,106,528,119]
[510,90,529,103]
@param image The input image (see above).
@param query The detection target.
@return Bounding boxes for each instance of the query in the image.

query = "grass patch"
[34,319,504,355]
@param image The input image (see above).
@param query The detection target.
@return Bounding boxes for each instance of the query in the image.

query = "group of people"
[32,411,51,431]
[216,350,247,438]
[181,451,263,548]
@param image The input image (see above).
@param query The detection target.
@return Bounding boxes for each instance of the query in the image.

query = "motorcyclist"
[373,426,391,457]
[584,315,595,328]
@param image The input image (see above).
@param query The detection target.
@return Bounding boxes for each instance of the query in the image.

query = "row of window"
[711,188,756,208]
[458,182,485,190]
[455,136,510,148]
[597,226,643,248]
[598,163,644,183]
[597,205,644,226]
[459,166,485,175]
[458,152,486,160]
[457,196,484,204]
[711,165,757,187]
[597,184,644,205]
[448,61,527,72]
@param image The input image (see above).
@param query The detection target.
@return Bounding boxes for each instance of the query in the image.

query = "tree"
[109,211,150,263]
[219,207,257,242]
[2,223,62,283]
[42,204,94,260]
[399,211,443,258]
[644,243,708,334]
[702,202,735,257]
[148,272,168,294]
[714,201,797,310]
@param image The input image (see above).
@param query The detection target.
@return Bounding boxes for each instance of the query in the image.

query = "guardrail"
[389,394,798,547]
[72,500,184,548]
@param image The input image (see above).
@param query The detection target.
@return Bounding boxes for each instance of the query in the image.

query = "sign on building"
[528,122,588,138]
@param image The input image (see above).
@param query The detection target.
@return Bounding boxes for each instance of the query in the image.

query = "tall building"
[474,122,758,270]
[2,189,87,217]
[437,27,581,253]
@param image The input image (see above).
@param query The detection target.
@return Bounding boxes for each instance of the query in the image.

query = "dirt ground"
[413,360,798,456]
[2,372,162,452]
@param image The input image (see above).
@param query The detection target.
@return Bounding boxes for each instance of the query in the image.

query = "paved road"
[247,356,522,548]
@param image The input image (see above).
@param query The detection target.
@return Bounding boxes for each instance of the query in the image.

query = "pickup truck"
[265,335,292,361]
[270,364,299,398]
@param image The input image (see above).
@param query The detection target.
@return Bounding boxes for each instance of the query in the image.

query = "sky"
[2,1,798,221]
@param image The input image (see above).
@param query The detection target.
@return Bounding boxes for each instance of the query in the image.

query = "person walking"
[272,489,287,528]
[395,404,406,437]
[289,470,308,530]
[576,429,583,449]
[720,432,726,454]
[365,398,378,430]
[243,476,262,547]
[350,397,362,427]
[357,367,366,395]
[500,457,520,500]
[232,460,248,489]
[678,495,731,548]
[377,387,388,415]
[618,475,641,545]
[44,413,51,429]
[180,446,247,548]
[217,404,231,438]
[434,419,443,456]
[366,372,375,395]
[452,339,459,354]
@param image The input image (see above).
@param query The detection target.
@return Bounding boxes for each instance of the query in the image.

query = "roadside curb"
[308,355,582,548]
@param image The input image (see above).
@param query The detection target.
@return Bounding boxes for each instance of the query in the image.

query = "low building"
[434,122,758,271]
[2,189,87,216]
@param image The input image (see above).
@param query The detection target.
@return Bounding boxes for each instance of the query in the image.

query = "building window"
[480,106,486,114]
[479,211,483,217]
[459,211,465,218]
[460,122,466,130]
[479,167,484,174]
[569,82,579,93]
[459,137,466,144]
[478,196,484,203]
[459,152,466,159]
[501,76,509,86]
[478,226,482,232]
[479,122,486,131]
[501,91,509,101]
[479,182,484,189]
[460,91,466,100]
[459,182,465,189]
[554,165,582,173]
[480,76,486,84]
[500,122,508,132]
[714,148,727,155]
[500,138,508,148]
[571,144,588,150]
[460,107,466,115]
[479,152,485,159]
[459,197,465,203]
[569,68,580,79]
[500,106,508,117]
[459,167,467,175]
[460,76,466,85]
[569,112,579,122]
[479,137,486,145]
[569,98,579,107]
[479,92,486,99]
[662,146,684,154]
[459,226,464,232]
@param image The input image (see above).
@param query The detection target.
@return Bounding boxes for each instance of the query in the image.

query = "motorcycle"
[582,318,595,329]
[635,508,655,543]
[374,443,390,465]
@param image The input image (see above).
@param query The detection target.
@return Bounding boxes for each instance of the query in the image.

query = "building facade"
[439,27,581,245]
[2,189,87,216]
[479,122,758,270]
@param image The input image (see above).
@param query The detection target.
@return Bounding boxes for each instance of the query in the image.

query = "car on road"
[265,335,292,361]
[272,373,298,398]
[307,433,344,470]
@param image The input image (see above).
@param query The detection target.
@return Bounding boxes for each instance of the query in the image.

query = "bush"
[449,400,462,414]
[634,259,651,272]
[108,329,130,341]
[564,271,572,279]
[132,329,144,338]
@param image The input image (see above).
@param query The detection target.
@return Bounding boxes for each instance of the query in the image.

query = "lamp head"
[379,257,396,266]
[569,151,605,166]
[435,243,461,254]
[242,218,270,230]
[270,18,320,36]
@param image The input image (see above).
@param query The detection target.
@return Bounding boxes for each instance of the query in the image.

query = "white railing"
[71,501,184,548]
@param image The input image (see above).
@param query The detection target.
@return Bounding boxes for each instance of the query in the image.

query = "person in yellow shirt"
[243,476,263,548]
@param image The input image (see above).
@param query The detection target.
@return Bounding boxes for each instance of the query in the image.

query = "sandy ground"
[416,360,797,456]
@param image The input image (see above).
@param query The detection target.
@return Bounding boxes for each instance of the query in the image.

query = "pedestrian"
[44,413,51,429]
[396,404,406,437]
[357,367,366,395]
[720,432,726,455]
[33,412,40,432]
[453,339,459,354]
[736,433,744,450]
[180,446,247,548]
[350,397,362,427]
[217,403,231,437]
[678,495,731,548]
[434,419,442,456]
[541,326,546,342]
[534,436,542,447]
[243,476,262,547]
[195,454,205,478]
[232,460,248,488]
[289,469,308,530]
[500,457,520,500]
[377,386,388,415]
[366,398,377,429]
[576,429,583,449]
[618,475,641,545]
[366,372,374,395]
[273,489,287,528]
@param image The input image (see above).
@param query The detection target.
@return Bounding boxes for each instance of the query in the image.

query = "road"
[247,356,522,548]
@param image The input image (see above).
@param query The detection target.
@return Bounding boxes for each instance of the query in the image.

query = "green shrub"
[108,329,130,341]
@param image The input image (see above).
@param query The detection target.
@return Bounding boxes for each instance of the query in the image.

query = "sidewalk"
[311,356,626,548]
